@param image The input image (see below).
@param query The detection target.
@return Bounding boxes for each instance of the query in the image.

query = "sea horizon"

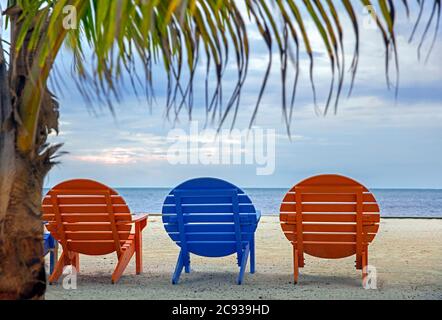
[95,187,442,190]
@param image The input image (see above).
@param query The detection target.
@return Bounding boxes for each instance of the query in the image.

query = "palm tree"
[0,0,439,299]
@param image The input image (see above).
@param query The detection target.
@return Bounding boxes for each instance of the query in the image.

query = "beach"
[45,216,442,300]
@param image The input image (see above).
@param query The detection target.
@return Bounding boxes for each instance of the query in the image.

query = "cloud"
[70,147,167,165]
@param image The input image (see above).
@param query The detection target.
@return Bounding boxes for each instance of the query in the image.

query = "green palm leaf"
[3,0,440,151]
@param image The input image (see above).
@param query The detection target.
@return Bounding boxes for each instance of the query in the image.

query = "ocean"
[106,188,442,218]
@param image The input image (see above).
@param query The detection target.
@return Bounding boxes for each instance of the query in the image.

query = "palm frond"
[6,0,441,151]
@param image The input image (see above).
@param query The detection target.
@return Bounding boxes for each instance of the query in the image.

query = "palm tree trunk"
[0,158,47,300]
[0,37,48,300]
[0,7,61,298]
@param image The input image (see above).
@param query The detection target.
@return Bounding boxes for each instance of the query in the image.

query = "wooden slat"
[295,189,304,267]
[168,232,253,242]
[291,175,370,189]
[356,190,364,268]
[295,186,364,193]
[174,188,237,195]
[104,191,122,257]
[180,241,251,258]
[47,222,131,232]
[179,240,251,245]
[42,195,125,205]
[282,192,376,203]
[42,213,132,223]
[164,194,252,205]
[284,232,376,243]
[301,242,357,259]
[42,204,130,214]
[64,231,131,241]
[50,193,68,251]
[163,213,258,224]
[66,239,131,253]
[164,222,256,233]
[280,213,380,223]
[48,189,113,196]
[162,204,256,214]
[281,222,379,233]
[66,240,130,244]
[280,203,379,213]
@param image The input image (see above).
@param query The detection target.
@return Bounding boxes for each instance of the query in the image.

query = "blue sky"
[37,2,442,189]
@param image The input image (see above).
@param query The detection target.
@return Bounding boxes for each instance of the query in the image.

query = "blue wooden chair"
[162,177,261,285]
[43,231,57,274]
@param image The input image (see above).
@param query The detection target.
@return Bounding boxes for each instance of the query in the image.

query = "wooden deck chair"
[162,178,261,285]
[43,231,58,274]
[42,179,148,284]
[280,174,380,285]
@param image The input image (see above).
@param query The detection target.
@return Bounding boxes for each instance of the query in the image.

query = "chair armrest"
[132,213,148,223]
[132,213,148,231]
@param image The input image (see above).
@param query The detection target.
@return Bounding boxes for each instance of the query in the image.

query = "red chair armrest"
[132,213,148,230]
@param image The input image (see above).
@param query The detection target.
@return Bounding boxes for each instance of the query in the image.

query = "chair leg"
[293,246,299,285]
[49,250,55,275]
[365,249,368,267]
[362,248,369,285]
[111,243,135,284]
[184,252,191,274]
[51,242,59,274]
[355,246,363,270]
[172,250,185,285]
[250,237,255,274]
[72,252,80,273]
[237,244,250,285]
[49,251,70,284]
[135,225,143,275]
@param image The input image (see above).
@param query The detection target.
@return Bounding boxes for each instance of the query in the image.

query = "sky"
[13,2,440,189]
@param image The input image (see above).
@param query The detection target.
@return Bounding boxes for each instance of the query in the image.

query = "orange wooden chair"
[280,174,380,285]
[42,179,148,284]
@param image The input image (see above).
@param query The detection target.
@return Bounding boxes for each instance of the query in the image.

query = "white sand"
[45,217,442,300]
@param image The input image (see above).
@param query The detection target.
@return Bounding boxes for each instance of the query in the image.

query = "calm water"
[42,188,442,217]
[107,188,442,218]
